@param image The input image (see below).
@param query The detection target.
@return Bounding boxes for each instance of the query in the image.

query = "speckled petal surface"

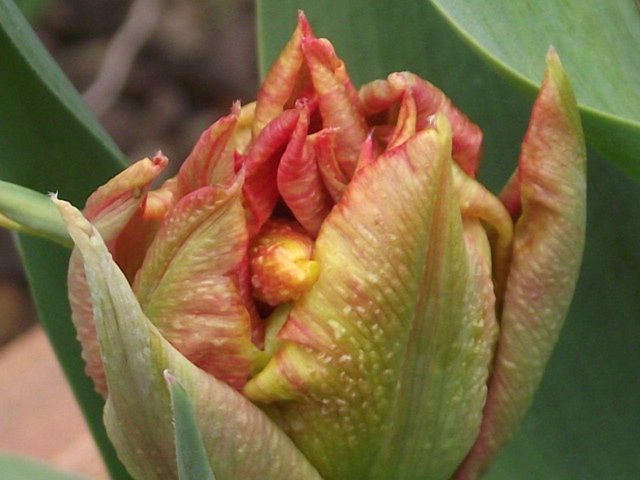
[245,117,497,480]
[132,178,255,390]
[455,50,586,480]
[67,155,167,396]
[55,199,324,480]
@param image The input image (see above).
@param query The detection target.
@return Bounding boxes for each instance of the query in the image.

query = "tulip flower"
[53,12,585,480]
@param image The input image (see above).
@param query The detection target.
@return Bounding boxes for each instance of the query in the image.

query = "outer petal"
[68,155,167,395]
[132,176,255,390]
[245,117,497,480]
[55,199,324,480]
[455,50,586,480]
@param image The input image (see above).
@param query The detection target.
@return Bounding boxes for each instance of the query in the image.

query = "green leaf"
[427,0,640,180]
[257,1,640,478]
[0,1,130,479]
[0,453,90,480]
[0,180,71,247]
[165,371,217,480]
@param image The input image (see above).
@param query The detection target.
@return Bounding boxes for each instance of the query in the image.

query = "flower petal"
[303,37,368,179]
[242,109,300,237]
[389,72,483,177]
[455,50,586,480]
[314,128,348,203]
[177,104,239,197]
[253,11,314,136]
[54,198,324,480]
[67,155,168,396]
[132,176,255,390]
[245,116,497,480]
[277,100,333,236]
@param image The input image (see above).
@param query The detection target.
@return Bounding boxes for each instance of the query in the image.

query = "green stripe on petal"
[54,198,324,480]
[245,115,497,480]
[455,50,587,480]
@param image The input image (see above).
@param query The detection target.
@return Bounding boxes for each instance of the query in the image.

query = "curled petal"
[277,100,333,236]
[245,117,497,480]
[314,128,348,203]
[243,109,300,237]
[132,176,255,390]
[177,103,239,198]
[389,72,483,177]
[456,50,586,480]
[54,198,324,480]
[303,37,368,179]
[253,11,314,136]
[387,91,418,150]
[451,162,513,305]
[358,78,403,116]
[68,155,167,396]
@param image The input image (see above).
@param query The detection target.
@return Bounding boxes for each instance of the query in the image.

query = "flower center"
[249,218,319,306]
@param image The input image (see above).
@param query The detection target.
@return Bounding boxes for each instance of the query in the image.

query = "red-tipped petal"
[253,11,314,136]
[303,37,368,179]
[177,104,239,197]
[277,101,333,236]
[456,50,586,480]
[313,128,349,203]
[389,72,483,177]
[243,109,300,237]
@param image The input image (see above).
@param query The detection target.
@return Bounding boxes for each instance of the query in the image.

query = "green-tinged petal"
[67,155,168,396]
[245,116,497,480]
[132,176,254,390]
[455,50,586,480]
[0,180,72,248]
[53,198,325,480]
[177,104,239,198]
[451,162,513,306]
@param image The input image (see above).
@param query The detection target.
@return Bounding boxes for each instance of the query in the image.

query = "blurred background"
[0,0,257,477]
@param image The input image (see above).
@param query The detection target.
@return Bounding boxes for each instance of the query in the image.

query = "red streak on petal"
[389,72,483,177]
[303,37,368,180]
[313,128,348,203]
[243,109,300,237]
[177,104,239,197]
[277,100,333,237]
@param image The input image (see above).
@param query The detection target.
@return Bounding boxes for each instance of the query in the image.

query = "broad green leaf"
[258,1,640,478]
[165,371,217,480]
[428,0,640,180]
[0,453,89,480]
[0,1,130,479]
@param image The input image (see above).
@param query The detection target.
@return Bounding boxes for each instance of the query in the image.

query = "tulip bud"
[53,12,585,480]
